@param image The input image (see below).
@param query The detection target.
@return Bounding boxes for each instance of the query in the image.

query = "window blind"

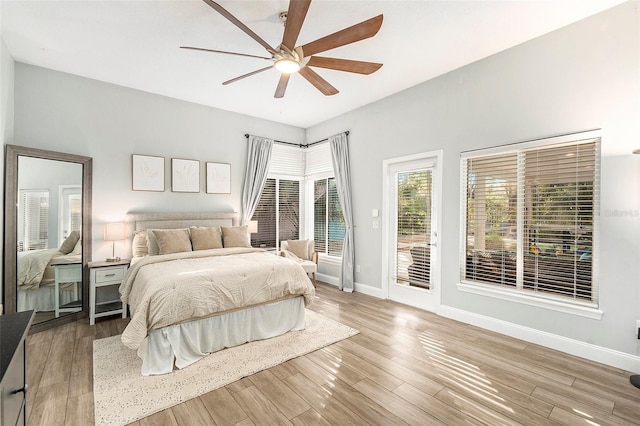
[464,153,518,286]
[278,179,300,242]
[313,177,345,256]
[521,142,597,299]
[313,179,327,253]
[270,144,305,177]
[306,143,333,176]
[327,178,344,256]
[251,179,276,248]
[462,137,599,303]
[250,178,300,249]
[395,170,432,288]
[19,190,50,251]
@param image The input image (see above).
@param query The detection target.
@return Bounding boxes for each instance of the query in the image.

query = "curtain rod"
[244,131,349,149]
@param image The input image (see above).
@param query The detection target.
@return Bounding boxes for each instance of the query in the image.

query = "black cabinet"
[1,310,34,426]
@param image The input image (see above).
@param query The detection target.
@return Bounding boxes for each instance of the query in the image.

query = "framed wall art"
[132,154,165,192]
[172,158,200,193]
[206,162,231,194]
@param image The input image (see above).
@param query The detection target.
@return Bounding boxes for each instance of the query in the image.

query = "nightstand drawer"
[95,267,125,283]
[55,264,82,282]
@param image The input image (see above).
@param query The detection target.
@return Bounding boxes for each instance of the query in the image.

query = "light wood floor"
[26,283,640,425]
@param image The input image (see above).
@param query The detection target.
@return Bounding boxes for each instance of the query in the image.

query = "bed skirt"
[18,285,76,312]
[137,296,306,375]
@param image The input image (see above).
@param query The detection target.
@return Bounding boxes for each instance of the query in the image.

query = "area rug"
[93,309,358,426]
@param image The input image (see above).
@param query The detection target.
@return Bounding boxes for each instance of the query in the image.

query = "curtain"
[330,132,354,292]
[241,135,274,225]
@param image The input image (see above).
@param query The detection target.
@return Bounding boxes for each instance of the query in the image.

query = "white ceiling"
[1,0,627,128]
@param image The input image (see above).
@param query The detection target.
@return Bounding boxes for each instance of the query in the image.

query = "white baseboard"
[317,273,339,287]
[438,305,640,374]
[353,282,386,299]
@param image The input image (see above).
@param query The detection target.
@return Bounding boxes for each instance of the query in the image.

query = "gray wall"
[12,64,305,261]
[306,2,640,357]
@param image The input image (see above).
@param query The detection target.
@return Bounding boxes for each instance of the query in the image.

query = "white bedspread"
[120,247,315,350]
[18,248,59,289]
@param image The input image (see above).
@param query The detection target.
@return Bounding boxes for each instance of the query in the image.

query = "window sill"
[318,254,342,266]
[457,281,603,320]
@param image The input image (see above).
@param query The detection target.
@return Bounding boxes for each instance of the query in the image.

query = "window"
[314,177,345,256]
[59,185,82,245]
[250,144,303,249]
[18,190,50,251]
[251,178,300,249]
[461,135,599,305]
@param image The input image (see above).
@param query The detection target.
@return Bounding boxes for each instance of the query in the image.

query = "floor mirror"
[4,145,92,332]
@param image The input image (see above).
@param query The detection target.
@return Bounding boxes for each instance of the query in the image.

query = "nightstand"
[88,259,130,325]
[52,260,82,318]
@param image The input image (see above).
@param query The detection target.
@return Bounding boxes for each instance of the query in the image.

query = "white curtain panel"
[241,135,274,224]
[330,132,354,292]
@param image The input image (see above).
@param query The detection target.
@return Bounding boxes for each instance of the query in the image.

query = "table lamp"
[104,222,126,262]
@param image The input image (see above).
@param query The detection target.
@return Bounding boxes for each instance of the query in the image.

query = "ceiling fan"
[181,0,383,98]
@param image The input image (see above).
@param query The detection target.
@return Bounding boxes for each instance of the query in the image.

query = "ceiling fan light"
[275,58,301,74]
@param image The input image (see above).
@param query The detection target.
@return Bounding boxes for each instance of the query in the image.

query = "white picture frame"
[172,158,200,193]
[132,154,165,192]
[206,162,231,194]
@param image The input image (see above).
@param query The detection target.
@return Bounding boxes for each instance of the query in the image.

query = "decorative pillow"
[221,226,251,248]
[59,230,81,254]
[147,228,189,255]
[153,229,192,255]
[132,230,149,257]
[189,226,223,251]
[287,240,310,260]
[71,239,82,255]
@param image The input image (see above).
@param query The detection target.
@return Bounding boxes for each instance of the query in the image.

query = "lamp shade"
[247,220,258,234]
[104,222,126,241]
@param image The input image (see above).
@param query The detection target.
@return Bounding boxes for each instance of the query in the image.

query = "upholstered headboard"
[125,211,239,235]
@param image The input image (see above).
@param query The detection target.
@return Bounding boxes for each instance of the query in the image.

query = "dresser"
[0,310,34,426]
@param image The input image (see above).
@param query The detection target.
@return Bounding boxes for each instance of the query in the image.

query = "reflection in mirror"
[4,144,92,333]
[17,157,83,324]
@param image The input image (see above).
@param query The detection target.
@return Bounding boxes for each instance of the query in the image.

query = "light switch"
[372,209,379,218]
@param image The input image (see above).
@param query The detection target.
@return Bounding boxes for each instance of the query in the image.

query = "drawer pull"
[11,384,28,395]
[104,273,116,277]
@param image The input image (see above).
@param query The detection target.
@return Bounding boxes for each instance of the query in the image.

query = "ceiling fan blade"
[180,46,272,60]
[222,66,272,85]
[202,0,275,52]
[274,74,291,98]
[281,0,311,50]
[300,14,383,57]
[299,67,339,96]
[307,56,382,75]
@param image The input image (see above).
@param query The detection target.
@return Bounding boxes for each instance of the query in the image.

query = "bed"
[121,211,316,376]
[17,231,82,313]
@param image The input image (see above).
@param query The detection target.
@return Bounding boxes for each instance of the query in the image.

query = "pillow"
[189,226,223,251]
[153,228,192,255]
[287,240,310,260]
[59,230,81,254]
[71,239,82,255]
[221,226,251,248]
[132,230,149,257]
[147,228,189,255]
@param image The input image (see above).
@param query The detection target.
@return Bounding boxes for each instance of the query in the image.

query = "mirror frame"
[4,144,92,332]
